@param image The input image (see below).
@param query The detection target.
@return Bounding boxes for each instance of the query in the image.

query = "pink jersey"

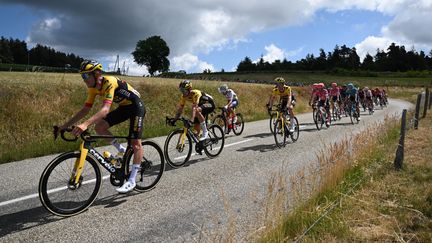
[312,89,329,101]
[329,87,340,97]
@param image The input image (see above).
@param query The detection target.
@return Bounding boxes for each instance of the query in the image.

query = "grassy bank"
[0,71,312,163]
[258,103,431,241]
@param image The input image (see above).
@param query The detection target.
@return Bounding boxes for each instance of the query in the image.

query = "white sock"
[200,122,208,135]
[111,139,126,153]
[128,164,140,183]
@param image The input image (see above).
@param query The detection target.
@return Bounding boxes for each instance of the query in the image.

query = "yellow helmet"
[274,77,285,84]
[79,60,103,74]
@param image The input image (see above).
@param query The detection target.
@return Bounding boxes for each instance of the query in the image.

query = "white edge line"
[0,139,253,207]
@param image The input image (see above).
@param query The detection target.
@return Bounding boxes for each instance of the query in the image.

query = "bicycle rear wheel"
[164,129,192,168]
[232,113,244,135]
[39,151,101,217]
[126,141,165,192]
[273,119,286,148]
[204,124,225,157]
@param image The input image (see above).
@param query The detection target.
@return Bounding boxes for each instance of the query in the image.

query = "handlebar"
[54,126,93,142]
[166,116,192,128]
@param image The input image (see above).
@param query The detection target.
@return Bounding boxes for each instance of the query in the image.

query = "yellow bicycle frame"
[176,127,188,150]
[70,140,89,184]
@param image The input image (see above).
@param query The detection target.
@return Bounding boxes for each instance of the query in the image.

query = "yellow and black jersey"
[179,89,203,106]
[85,76,141,108]
[271,85,291,100]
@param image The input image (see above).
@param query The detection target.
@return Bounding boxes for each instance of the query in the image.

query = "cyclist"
[346,83,360,121]
[218,84,239,133]
[170,80,215,143]
[55,60,145,193]
[363,86,374,112]
[329,82,341,116]
[358,87,366,111]
[267,77,296,132]
[309,83,331,127]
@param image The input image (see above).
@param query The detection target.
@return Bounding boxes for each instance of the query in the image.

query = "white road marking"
[0,139,254,208]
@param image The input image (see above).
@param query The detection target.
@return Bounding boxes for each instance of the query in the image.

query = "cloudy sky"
[1,0,431,76]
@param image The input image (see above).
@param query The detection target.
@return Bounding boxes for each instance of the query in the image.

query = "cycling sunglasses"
[81,73,91,80]
[179,87,189,94]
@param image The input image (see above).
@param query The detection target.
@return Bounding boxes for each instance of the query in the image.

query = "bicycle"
[313,102,330,130]
[268,104,299,148]
[330,99,342,121]
[212,107,244,135]
[39,127,165,217]
[346,100,360,124]
[164,116,225,168]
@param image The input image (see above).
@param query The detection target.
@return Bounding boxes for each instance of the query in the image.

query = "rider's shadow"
[243,132,273,139]
[236,143,278,153]
[0,205,62,237]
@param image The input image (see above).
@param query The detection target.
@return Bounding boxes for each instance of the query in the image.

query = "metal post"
[394,109,407,170]
[423,88,429,118]
[414,94,422,129]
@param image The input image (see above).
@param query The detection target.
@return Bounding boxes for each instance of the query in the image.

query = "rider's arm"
[81,103,111,128]
[174,104,184,120]
[268,95,275,108]
[60,105,91,129]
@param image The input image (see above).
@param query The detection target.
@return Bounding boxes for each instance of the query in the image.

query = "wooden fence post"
[414,94,422,129]
[423,88,429,118]
[394,109,407,170]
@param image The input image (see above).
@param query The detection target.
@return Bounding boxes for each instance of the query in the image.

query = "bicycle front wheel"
[164,129,192,168]
[314,111,323,130]
[39,151,101,217]
[232,113,244,135]
[269,113,277,133]
[125,141,165,192]
[273,119,286,148]
[212,115,227,134]
[290,116,300,142]
[204,124,225,157]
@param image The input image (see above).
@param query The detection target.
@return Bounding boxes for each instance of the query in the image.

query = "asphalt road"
[0,99,413,242]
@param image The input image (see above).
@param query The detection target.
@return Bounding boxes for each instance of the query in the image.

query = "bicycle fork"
[70,141,89,188]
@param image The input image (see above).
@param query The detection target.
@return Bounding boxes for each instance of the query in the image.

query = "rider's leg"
[95,119,126,153]
[196,108,208,140]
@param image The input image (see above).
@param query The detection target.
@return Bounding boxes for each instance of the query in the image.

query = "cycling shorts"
[104,100,146,139]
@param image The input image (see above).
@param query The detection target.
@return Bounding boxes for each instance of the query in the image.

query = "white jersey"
[223,89,238,102]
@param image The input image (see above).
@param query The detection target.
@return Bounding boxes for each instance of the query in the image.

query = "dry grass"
[0,71,311,163]
[272,112,431,242]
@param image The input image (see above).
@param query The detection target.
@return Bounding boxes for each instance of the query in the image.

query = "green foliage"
[132,36,170,76]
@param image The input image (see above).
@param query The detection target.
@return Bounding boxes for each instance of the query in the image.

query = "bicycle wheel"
[269,113,277,133]
[164,129,192,168]
[125,141,165,192]
[273,119,286,148]
[39,151,101,217]
[290,116,300,142]
[212,115,227,133]
[314,111,323,130]
[232,113,244,135]
[204,124,225,157]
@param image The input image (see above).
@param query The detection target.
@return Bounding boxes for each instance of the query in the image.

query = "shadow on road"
[243,132,273,139]
[236,143,278,153]
[0,193,134,237]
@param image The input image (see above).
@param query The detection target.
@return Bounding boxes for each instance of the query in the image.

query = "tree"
[132,36,170,76]
[361,53,375,70]
[237,56,255,71]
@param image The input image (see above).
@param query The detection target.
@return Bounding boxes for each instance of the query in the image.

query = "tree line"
[237,43,432,72]
[0,36,84,69]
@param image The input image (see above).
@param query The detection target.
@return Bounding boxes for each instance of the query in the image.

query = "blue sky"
[0,0,431,75]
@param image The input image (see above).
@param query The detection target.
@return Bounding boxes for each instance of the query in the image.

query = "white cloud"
[355,36,394,60]
[172,53,214,73]
[255,44,304,63]
[3,0,432,70]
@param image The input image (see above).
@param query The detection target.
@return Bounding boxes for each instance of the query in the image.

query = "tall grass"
[0,72,311,163]
[256,116,401,241]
